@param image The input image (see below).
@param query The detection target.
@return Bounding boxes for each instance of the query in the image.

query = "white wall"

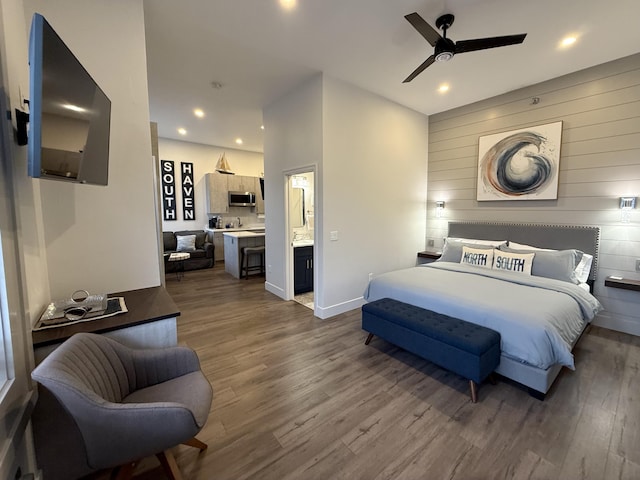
[427,53,640,336]
[2,0,158,476]
[157,138,264,231]
[320,76,428,317]
[264,74,429,318]
[264,74,323,301]
[0,1,40,476]
[23,0,160,299]
[3,0,49,331]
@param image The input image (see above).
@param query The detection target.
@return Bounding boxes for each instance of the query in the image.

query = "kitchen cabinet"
[211,231,225,262]
[227,174,254,193]
[205,173,229,214]
[294,246,313,294]
[255,178,265,215]
[206,173,263,214]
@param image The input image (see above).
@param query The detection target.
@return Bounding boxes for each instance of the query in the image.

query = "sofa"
[163,230,214,272]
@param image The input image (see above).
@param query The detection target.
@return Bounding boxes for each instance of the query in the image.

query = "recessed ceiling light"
[194,108,204,118]
[560,36,577,48]
[178,128,187,135]
[235,138,243,145]
[438,84,450,93]
[260,125,264,130]
[279,0,296,10]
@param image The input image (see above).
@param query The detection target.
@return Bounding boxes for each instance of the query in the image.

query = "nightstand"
[417,250,442,265]
[604,276,640,292]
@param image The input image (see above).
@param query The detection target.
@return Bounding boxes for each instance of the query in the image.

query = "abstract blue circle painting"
[477,121,562,201]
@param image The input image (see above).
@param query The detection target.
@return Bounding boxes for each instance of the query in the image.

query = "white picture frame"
[477,121,563,201]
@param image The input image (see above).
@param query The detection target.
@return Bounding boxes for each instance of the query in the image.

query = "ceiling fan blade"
[403,55,436,83]
[455,33,526,54]
[404,12,442,47]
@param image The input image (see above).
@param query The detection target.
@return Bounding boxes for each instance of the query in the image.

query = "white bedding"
[364,262,602,370]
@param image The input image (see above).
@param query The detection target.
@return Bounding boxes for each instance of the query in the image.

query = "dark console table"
[32,286,180,363]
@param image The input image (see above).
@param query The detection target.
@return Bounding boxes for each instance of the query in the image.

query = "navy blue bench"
[362,298,501,402]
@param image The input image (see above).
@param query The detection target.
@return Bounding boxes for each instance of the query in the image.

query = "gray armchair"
[31,332,213,480]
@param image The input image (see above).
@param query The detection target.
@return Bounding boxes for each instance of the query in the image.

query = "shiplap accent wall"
[427,53,640,335]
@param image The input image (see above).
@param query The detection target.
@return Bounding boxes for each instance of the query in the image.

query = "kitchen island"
[223,230,266,279]
[206,225,265,262]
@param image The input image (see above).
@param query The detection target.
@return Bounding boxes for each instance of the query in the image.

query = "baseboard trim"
[592,312,640,336]
[314,296,365,319]
[265,281,285,299]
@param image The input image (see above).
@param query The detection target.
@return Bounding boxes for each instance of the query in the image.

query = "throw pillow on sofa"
[175,230,207,249]
[176,234,196,252]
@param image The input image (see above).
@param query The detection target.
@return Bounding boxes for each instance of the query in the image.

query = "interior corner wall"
[320,76,428,317]
[263,74,324,301]
[427,53,640,335]
[2,0,50,327]
[264,74,429,317]
[0,0,40,477]
[157,138,264,232]
[22,0,161,299]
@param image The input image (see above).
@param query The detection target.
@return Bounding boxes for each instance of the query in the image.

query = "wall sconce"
[435,201,445,218]
[620,196,636,223]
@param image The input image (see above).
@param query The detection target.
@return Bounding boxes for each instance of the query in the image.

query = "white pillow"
[508,241,553,251]
[460,246,494,269]
[493,250,535,275]
[447,237,507,247]
[574,253,593,284]
[176,234,196,252]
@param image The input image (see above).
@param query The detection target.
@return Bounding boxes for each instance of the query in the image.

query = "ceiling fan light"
[435,51,453,62]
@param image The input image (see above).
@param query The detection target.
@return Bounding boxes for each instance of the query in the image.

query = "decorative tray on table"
[34,290,128,330]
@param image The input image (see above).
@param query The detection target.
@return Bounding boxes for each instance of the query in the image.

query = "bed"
[364,221,602,398]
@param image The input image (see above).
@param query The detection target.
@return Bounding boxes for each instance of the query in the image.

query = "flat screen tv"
[28,13,111,185]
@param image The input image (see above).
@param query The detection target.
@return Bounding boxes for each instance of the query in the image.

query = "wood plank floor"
[143,266,640,479]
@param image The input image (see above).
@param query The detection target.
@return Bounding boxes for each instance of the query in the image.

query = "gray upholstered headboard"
[447,221,600,281]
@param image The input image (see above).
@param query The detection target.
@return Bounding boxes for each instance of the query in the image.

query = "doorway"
[286,170,315,310]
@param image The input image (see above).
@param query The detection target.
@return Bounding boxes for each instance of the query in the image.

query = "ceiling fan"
[403,12,527,83]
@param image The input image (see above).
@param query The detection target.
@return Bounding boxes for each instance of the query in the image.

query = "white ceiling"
[143,0,640,153]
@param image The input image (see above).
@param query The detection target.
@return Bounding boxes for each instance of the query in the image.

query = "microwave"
[228,191,256,207]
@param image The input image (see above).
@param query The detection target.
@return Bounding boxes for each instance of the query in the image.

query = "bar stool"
[240,246,266,279]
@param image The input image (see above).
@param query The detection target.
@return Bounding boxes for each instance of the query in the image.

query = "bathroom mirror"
[289,187,305,228]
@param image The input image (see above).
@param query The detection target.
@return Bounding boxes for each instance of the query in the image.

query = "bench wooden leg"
[364,333,374,345]
[469,380,478,403]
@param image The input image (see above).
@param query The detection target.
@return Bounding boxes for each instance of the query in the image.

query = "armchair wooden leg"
[156,450,183,480]
[365,333,374,345]
[113,461,137,480]
[182,436,208,451]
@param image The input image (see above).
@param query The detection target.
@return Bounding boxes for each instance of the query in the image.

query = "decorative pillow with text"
[493,250,535,275]
[460,246,494,269]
